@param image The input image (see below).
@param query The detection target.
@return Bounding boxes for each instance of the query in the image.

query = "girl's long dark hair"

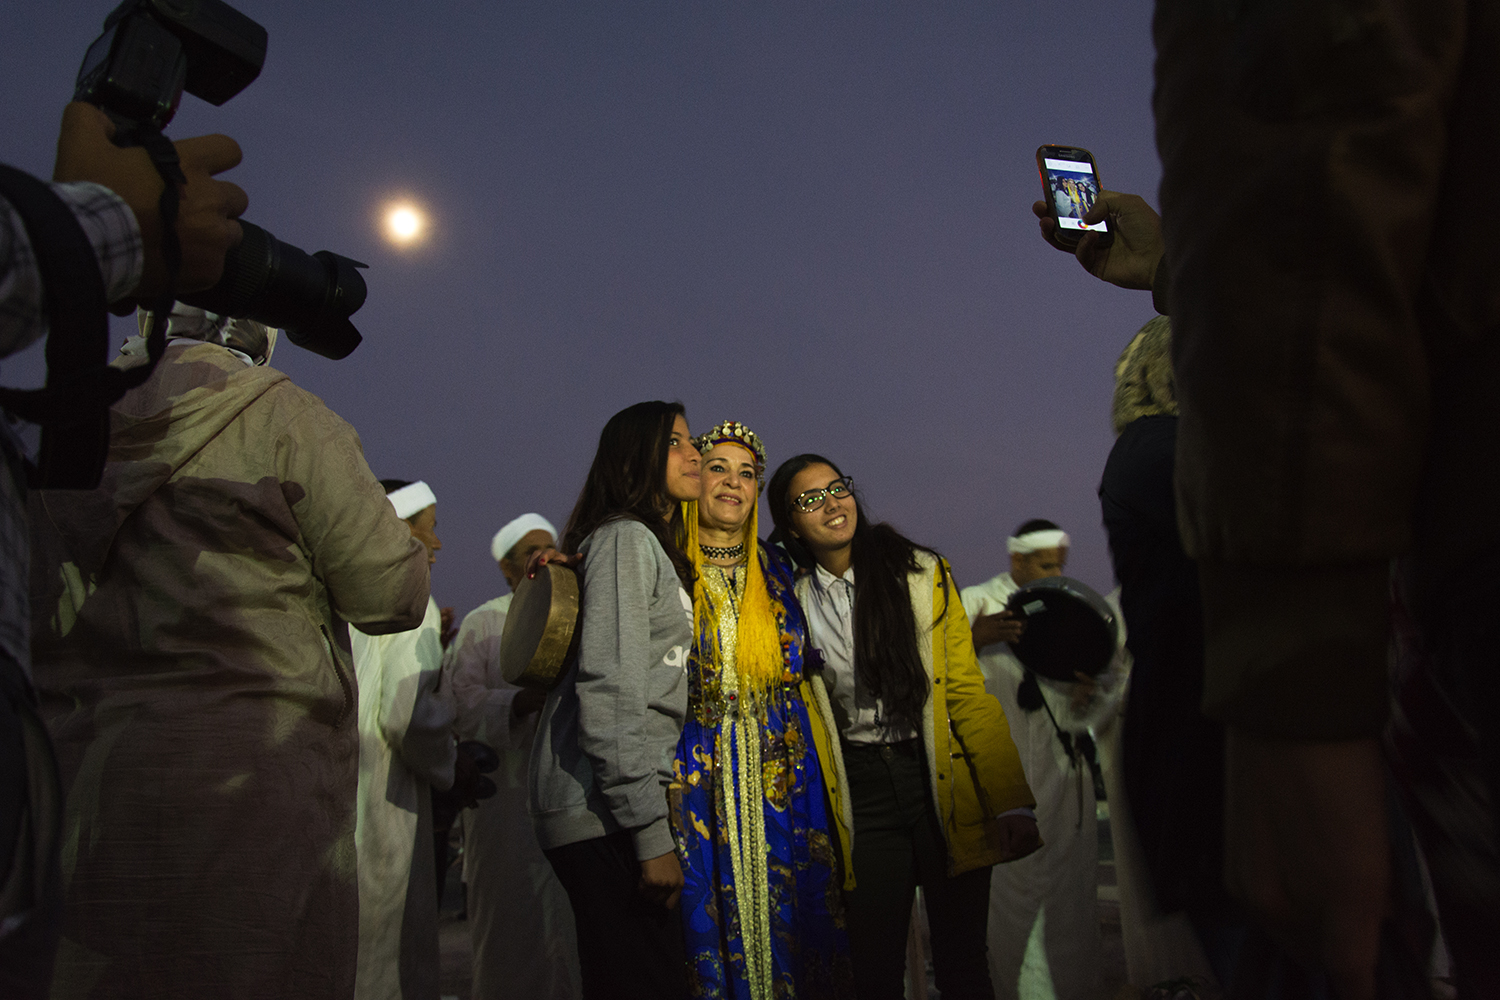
[563,401,694,586]
[768,453,946,733]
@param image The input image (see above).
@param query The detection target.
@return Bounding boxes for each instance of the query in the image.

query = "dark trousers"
[0,653,63,1000]
[1154,0,1488,992]
[842,739,994,1000]
[1390,543,1500,999]
[544,830,687,1000]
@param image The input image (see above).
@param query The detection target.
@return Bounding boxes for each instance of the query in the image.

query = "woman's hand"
[524,546,582,579]
[987,813,1042,863]
[638,850,684,909]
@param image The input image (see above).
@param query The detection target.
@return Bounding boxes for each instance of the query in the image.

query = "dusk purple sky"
[3,2,1163,618]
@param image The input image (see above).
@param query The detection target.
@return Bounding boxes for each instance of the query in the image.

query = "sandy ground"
[436,813,1131,1000]
[438,912,471,1000]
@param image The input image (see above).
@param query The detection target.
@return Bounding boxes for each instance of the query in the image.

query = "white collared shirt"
[801,562,919,745]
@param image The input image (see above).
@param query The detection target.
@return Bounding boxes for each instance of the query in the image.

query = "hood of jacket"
[37,343,289,577]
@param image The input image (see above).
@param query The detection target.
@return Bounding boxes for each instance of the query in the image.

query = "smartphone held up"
[1037,145,1112,248]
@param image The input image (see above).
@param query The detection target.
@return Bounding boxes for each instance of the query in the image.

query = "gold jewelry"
[702,565,773,999]
[699,540,746,561]
[692,420,766,474]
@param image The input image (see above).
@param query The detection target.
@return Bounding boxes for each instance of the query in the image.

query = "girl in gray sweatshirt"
[527,400,701,1000]
[529,516,693,859]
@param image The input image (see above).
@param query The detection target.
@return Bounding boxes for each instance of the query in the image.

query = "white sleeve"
[378,599,457,790]
[445,605,526,749]
[1055,589,1132,732]
[960,591,984,623]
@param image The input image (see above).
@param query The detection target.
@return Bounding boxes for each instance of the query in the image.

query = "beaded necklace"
[699,540,746,561]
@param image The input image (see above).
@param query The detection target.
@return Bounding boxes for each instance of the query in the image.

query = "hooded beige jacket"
[29,343,429,999]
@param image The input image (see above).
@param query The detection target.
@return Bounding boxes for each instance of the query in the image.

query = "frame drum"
[1003,575,1117,683]
[499,562,581,689]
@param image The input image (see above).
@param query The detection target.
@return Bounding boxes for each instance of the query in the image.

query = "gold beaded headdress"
[692,420,766,476]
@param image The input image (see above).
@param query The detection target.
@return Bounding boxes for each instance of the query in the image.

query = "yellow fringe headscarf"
[681,425,784,998]
[681,428,787,697]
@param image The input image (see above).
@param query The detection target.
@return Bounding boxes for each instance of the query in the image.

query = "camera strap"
[119,122,187,339]
[0,128,184,490]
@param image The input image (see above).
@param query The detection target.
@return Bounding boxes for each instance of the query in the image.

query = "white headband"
[1007,529,1070,554]
[491,513,558,563]
[387,481,437,519]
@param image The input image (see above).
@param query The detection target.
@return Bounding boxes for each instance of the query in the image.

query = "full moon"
[383,202,427,245]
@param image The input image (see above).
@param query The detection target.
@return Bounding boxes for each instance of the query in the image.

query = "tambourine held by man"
[1003,575,1117,683]
[499,562,581,689]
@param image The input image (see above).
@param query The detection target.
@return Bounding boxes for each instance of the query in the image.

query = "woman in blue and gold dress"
[671,420,853,1000]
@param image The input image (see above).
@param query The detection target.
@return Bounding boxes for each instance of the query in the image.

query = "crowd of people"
[4,2,1499,996]
[1048,175,1098,223]
[461,406,1091,1000]
[0,275,1143,1000]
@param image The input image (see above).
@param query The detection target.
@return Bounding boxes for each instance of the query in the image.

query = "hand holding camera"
[53,101,247,300]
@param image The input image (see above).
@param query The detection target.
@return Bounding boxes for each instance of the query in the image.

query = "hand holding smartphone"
[1036,145,1113,248]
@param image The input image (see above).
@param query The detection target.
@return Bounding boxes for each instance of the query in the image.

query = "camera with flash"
[76,0,368,359]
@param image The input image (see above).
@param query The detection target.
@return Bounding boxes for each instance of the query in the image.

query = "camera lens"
[180,221,367,360]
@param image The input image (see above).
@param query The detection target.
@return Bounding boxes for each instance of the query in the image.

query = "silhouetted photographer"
[0,3,384,996]
[0,92,246,1000]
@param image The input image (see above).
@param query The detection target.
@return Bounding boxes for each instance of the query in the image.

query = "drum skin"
[499,562,581,689]
[1003,575,1117,683]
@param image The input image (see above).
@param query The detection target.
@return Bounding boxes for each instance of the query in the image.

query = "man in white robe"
[353,480,458,1000]
[446,513,582,1000]
[960,520,1127,1000]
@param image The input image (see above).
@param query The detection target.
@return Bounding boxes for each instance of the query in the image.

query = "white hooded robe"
[353,597,457,1000]
[446,594,581,1000]
[960,573,1127,1000]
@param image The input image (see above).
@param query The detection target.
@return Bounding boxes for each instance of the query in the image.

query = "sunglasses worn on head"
[794,476,854,513]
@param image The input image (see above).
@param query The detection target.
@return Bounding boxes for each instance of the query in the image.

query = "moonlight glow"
[383,202,427,245]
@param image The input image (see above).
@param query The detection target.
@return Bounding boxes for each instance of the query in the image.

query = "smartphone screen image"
[1037,146,1111,244]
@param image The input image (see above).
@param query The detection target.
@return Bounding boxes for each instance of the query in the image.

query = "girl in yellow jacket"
[768,454,1039,1000]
